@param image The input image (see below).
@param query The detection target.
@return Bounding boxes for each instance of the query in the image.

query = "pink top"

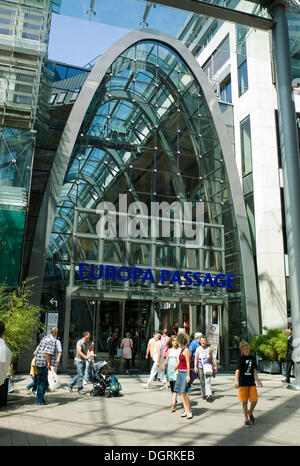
[121,338,133,359]
[161,334,170,358]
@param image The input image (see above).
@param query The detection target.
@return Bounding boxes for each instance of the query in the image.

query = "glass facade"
[41,37,248,367]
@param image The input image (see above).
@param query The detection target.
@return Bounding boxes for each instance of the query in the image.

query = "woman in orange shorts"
[234,341,263,427]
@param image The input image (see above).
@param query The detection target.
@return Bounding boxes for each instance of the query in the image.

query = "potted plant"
[250,327,285,374]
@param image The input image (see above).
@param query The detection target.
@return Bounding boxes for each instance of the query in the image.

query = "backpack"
[109,375,122,394]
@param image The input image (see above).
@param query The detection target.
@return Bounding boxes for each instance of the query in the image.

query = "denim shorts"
[174,370,191,394]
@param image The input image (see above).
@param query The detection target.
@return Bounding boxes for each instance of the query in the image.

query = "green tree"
[0,277,44,364]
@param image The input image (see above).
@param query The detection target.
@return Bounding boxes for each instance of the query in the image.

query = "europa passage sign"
[78,263,236,288]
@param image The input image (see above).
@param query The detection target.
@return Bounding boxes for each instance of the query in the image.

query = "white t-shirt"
[0,338,12,386]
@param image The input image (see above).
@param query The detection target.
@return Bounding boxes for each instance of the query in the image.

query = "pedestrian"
[109,329,120,361]
[68,331,95,394]
[282,329,294,384]
[51,336,62,374]
[145,332,156,360]
[161,335,180,412]
[7,364,14,393]
[145,333,167,389]
[234,340,263,427]
[188,332,202,386]
[84,338,95,384]
[194,335,217,402]
[35,329,58,405]
[120,332,133,374]
[173,332,192,419]
[26,350,38,394]
[161,328,170,360]
[0,321,12,407]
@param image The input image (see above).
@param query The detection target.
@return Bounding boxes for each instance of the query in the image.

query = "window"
[57,92,67,104]
[244,193,255,252]
[70,87,81,102]
[49,93,57,104]
[237,25,248,97]
[238,60,248,96]
[240,116,252,176]
[203,35,230,79]
[220,76,232,103]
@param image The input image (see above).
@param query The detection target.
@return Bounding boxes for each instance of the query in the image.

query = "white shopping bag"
[48,368,60,391]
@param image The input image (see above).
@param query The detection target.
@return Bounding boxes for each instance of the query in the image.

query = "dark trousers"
[125,359,131,370]
[0,378,8,407]
[286,360,294,382]
[36,366,48,404]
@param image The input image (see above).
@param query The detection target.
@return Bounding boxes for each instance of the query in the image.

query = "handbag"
[117,347,123,358]
[200,349,213,375]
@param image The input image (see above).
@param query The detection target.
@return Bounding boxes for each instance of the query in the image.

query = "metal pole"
[270,0,300,390]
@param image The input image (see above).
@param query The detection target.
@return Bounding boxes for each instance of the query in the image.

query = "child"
[26,350,38,394]
[161,335,181,412]
[234,341,263,427]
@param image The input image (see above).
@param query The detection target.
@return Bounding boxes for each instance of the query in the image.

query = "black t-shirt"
[237,354,257,386]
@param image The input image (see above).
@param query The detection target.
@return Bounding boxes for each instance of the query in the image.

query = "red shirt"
[178,351,188,370]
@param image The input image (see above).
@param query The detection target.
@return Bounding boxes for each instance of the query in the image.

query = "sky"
[47,2,189,67]
[48,14,128,67]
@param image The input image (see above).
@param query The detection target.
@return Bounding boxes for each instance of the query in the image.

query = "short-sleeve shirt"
[75,338,92,361]
[35,335,57,368]
[237,354,257,386]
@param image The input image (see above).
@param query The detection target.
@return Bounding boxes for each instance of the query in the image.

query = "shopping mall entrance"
[64,296,231,371]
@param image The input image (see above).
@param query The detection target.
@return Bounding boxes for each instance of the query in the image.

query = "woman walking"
[174,333,192,419]
[194,335,217,402]
[145,333,166,388]
[162,335,181,412]
[120,332,133,374]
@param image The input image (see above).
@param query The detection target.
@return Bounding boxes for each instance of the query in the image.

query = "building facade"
[0,1,298,370]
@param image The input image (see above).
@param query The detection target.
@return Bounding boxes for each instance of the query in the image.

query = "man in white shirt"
[0,321,12,407]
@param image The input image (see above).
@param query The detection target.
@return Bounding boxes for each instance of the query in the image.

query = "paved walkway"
[1,371,300,446]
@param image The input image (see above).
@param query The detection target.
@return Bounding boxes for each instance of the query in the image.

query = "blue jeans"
[84,359,93,382]
[69,360,86,392]
[27,375,38,393]
[36,366,48,404]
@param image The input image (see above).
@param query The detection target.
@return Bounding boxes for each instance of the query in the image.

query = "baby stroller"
[90,361,122,398]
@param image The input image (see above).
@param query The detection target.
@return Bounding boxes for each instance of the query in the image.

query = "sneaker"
[187,412,193,419]
[83,380,87,385]
[78,390,85,395]
[206,396,213,403]
[143,383,153,389]
[249,414,255,424]
[8,388,14,393]
[181,411,187,417]
[281,379,289,383]
[244,421,251,428]
[68,385,73,392]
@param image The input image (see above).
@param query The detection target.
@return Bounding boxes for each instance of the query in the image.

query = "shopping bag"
[117,347,123,358]
[48,368,60,391]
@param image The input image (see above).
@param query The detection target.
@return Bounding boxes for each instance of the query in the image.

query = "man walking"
[68,331,95,394]
[35,329,58,405]
[282,329,294,384]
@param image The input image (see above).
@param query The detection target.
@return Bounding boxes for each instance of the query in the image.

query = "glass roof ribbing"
[48,40,234,264]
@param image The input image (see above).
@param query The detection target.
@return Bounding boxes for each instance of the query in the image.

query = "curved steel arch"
[28,29,259,338]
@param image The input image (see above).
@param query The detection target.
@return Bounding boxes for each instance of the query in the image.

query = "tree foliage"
[250,327,287,361]
[0,278,44,364]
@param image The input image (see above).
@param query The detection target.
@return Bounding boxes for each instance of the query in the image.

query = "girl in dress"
[161,335,181,411]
